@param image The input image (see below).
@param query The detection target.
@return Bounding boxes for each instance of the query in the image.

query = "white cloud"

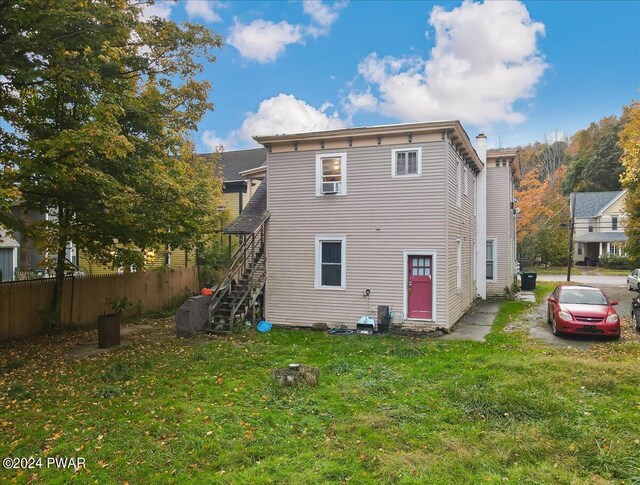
[303,0,348,37]
[345,0,547,126]
[202,130,236,152]
[138,1,174,21]
[238,94,346,140]
[228,18,304,63]
[184,0,227,23]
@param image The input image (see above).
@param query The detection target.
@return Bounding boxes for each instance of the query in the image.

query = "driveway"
[508,282,635,349]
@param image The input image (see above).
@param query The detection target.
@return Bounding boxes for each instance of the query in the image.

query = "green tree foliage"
[562,116,623,194]
[0,0,223,326]
[620,101,640,258]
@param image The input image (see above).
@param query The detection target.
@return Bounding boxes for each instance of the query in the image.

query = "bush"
[597,254,634,269]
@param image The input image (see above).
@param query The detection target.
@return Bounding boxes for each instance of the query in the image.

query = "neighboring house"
[486,149,520,295]
[219,120,517,332]
[202,148,267,223]
[0,228,19,282]
[571,190,627,264]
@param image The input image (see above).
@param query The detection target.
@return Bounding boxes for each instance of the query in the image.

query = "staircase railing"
[208,221,266,329]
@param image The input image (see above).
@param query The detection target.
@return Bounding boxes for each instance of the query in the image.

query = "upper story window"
[392,147,422,177]
[316,153,347,196]
[456,159,461,208]
[588,220,594,233]
[612,216,618,231]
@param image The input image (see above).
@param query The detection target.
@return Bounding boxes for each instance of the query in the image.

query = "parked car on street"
[631,296,640,332]
[547,285,620,338]
[627,269,640,291]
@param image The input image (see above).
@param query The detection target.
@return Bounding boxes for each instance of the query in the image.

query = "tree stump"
[271,364,319,387]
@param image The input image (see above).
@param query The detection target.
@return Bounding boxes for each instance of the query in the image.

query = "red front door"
[407,255,433,319]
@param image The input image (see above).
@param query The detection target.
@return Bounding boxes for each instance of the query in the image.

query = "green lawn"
[526,266,582,275]
[2,285,640,483]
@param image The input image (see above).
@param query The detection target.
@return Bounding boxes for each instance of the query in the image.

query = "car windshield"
[558,289,608,305]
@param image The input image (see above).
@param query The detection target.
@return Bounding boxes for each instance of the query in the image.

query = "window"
[316,153,347,196]
[456,160,461,208]
[609,242,623,256]
[473,176,477,216]
[392,147,422,177]
[464,168,468,196]
[577,243,583,256]
[456,239,462,289]
[315,236,346,289]
[473,240,477,282]
[588,220,594,233]
[612,216,618,231]
[486,238,496,281]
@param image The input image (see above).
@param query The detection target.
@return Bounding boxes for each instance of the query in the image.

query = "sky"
[145,0,640,152]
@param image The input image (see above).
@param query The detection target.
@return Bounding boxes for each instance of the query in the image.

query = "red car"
[547,285,620,338]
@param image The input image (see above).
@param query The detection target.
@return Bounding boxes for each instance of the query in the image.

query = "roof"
[0,229,19,248]
[574,231,628,243]
[224,182,269,234]
[201,148,267,182]
[253,120,484,172]
[572,191,625,218]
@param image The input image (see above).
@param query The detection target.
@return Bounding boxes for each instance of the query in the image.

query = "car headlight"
[606,314,619,323]
[558,311,572,321]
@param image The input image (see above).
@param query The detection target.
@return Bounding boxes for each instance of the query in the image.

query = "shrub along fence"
[0,267,198,342]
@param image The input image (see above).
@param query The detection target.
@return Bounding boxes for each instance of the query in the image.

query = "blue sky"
[149,0,640,152]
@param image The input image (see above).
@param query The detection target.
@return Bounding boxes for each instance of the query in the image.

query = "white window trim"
[464,167,468,196]
[316,152,347,196]
[487,237,497,282]
[473,176,477,216]
[402,249,437,322]
[456,159,461,208]
[315,235,346,290]
[456,238,462,290]
[391,146,422,177]
[473,240,477,283]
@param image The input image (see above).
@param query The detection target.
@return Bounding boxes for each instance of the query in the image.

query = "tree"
[0,0,223,327]
[620,101,640,257]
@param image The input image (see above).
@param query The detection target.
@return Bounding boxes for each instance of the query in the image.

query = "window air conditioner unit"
[322,182,339,194]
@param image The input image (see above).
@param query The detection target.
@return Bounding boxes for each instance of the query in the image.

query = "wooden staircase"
[206,223,266,333]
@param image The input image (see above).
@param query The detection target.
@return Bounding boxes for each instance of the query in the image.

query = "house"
[571,190,627,264]
[202,148,267,223]
[217,120,518,332]
[0,228,19,282]
[486,149,520,295]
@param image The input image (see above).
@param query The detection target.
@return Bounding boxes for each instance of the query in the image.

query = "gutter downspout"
[476,134,487,299]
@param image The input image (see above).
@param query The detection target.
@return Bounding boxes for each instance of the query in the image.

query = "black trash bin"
[521,272,537,291]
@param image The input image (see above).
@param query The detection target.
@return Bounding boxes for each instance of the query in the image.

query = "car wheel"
[636,283,639,292]
[547,308,551,324]
[634,314,640,332]
[551,316,560,336]
[629,282,633,291]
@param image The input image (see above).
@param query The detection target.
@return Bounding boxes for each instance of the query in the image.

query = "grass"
[527,266,582,275]
[529,266,632,276]
[1,288,640,483]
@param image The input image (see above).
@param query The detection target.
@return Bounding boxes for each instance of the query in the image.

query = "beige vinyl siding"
[265,141,455,328]
[445,139,478,326]
[486,164,515,295]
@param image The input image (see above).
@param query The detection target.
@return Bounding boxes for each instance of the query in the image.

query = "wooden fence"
[0,267,198,342]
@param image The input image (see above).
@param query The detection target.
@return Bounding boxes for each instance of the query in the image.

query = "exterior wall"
[265,139,477,329]
[221,180,262,227]
[445,141,478,325]
[77,248,194,276]
[486,163,516,295]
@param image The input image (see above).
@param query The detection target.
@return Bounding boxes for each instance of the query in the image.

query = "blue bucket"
[256,321,272,332]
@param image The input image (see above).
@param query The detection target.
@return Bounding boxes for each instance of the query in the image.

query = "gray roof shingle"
[224,182,269,234]
[202,148,267,182]
[575,231,628,243]
[572,191,625,218]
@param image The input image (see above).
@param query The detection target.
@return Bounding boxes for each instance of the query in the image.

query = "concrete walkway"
[441,300,501,342]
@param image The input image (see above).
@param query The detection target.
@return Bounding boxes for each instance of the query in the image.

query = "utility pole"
[567,193,576,282]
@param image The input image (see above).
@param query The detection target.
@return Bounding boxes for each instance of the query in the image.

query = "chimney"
[475,133,487,166]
